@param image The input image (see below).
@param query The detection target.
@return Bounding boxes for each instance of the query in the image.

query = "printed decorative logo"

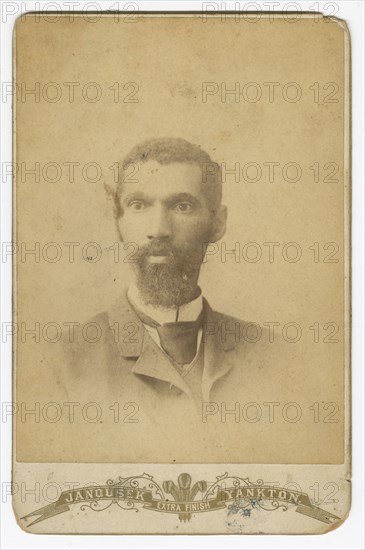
[22,472,340,526]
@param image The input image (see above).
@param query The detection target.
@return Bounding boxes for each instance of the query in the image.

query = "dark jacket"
[20,291,290,463]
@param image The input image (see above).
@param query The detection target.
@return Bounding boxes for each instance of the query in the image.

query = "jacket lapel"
[201,300,237,401]
[108,291,193,396]
[108,291,145,357]
[108,291,239,400]
[132,334,193,397]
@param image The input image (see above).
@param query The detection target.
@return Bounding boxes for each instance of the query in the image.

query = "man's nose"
[147,204,172,240]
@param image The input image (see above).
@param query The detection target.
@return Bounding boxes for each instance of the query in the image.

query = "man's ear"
[115,218,123,242]
[104,182,124,242]
[209,205,227,243]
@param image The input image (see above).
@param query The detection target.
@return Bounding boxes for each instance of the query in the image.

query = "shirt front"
[127,283,204,374]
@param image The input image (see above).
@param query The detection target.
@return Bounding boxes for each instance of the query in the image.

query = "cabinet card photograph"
[12,12,350,534]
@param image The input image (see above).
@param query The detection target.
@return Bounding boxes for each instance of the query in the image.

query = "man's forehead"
[122,160,204,195]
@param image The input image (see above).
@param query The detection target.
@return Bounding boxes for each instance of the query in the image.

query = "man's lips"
[146,255,170,264]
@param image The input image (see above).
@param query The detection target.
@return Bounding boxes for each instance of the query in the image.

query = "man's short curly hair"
[115,137,222,217]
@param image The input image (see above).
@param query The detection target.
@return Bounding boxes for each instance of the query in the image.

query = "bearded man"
[50,138,284,462]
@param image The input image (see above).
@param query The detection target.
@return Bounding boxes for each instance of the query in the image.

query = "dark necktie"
[131,305,204,367]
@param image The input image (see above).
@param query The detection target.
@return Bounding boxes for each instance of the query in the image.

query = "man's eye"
[174,202,193,213]
[129,200,146,211]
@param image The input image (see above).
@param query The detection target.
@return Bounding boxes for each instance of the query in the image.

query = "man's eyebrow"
[165,193,200,205]
[122,191,150,203]
[121,191,201,205]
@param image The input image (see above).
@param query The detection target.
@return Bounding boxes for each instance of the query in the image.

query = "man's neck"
[127,283,203,324]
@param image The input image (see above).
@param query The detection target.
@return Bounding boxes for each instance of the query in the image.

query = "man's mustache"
[135,241,177,262]
[134,240,203,266]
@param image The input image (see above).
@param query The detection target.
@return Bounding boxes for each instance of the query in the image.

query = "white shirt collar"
[127,283,203,325]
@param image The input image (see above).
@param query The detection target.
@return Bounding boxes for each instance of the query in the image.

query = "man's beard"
[134,240,203,308]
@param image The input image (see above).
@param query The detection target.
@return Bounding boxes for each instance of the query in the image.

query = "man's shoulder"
[205,307,251,325]
[56,309,120,368]
[62,291,139,350]
[205,303,289,368]
[206,306,290,396]
[204,303,268,346]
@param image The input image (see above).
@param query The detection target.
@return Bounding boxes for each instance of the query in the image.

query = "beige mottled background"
[14,14,348,463]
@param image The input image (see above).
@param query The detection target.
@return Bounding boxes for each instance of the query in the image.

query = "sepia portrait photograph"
[9,7,352,536]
